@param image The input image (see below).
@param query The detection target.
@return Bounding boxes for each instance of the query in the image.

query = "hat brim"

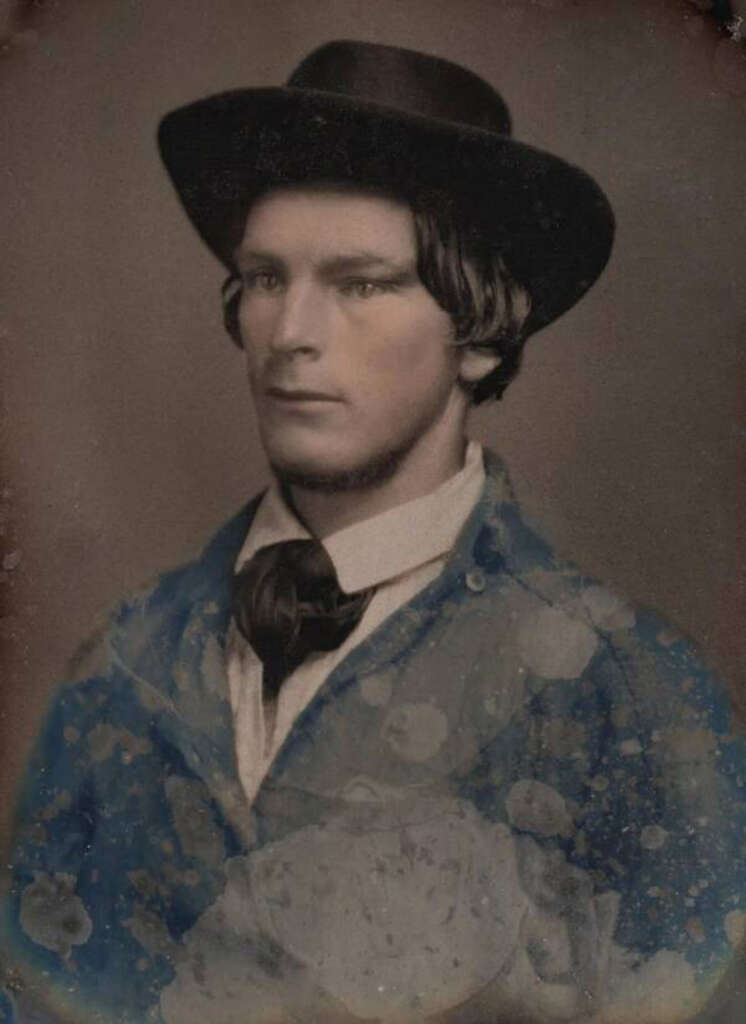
[158,87,614,335]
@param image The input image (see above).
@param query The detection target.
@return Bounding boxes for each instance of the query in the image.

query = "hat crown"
[287,40,511,136]
[158,40,614,338]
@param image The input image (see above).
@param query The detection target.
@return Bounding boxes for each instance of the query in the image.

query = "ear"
[222,273,244,348]
[458,345,501,385]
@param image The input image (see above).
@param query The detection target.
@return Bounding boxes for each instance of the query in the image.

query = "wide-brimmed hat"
[158,40,614,336]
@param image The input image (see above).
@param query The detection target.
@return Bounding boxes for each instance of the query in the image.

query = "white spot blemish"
[581,585,636,632]
[40,791,72,821]
[620,738,642,756]
[605,949,697,1019]
[20,873,92,957]
[124,904,177,960]
[505,779,573,837]
[240,799,526,1020]
[2,549,21,571]
[640,824,668,851]
[725,910,746,946]
[517,606,598,680]
[360,674,393,708]
[381,703,448,762]
[663,727,717,762]
[87,724,152,763]
[201,635,225,696]
[484,696,498,716]
[164,776,225,866]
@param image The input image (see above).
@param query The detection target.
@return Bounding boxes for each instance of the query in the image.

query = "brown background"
[1,0,745,877]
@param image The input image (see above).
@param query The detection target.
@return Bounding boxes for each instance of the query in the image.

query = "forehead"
[237,184,417,259]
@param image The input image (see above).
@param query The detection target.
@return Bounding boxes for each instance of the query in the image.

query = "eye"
[339,279,392,299]
[243,269,282,292]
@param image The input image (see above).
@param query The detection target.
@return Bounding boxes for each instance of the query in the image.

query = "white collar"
[235,440,485,593]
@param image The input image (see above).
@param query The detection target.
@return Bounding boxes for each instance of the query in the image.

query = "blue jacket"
[3,452,745,1023]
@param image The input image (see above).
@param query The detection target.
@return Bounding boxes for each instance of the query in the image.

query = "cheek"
[239,300,276,355]
[353,311,457,394]
[240,316,274,381]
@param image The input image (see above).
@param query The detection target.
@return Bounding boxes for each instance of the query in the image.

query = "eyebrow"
[319,252,415,276]
[233,247,415,277]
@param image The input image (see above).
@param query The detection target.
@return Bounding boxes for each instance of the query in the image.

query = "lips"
[265,386,342,402]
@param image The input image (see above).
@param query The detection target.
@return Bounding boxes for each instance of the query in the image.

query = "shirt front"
[226,440,486,803]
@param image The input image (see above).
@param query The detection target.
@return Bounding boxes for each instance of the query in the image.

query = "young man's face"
[234,186,469,491]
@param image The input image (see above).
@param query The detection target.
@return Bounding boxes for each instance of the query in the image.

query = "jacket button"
[465,569,486,593]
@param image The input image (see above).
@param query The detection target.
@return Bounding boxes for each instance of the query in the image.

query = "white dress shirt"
[226,440,486,804]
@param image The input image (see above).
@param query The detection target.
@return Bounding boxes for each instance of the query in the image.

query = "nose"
[269,279,327,358]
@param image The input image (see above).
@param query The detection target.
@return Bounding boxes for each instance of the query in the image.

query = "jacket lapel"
[258,450,552,801]
[109,500,259,847]
[108,451,564,849]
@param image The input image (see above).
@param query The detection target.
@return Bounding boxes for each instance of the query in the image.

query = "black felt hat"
[158,40,614,335]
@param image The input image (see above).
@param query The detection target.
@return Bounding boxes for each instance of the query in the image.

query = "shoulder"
[463,479,745,841]
[65,500,258,684]
[8,505,260,854]
[453,464,739,742]
[14,500,259,783]
[112,499,258,637]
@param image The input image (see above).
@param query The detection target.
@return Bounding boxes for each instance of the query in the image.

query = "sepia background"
[1,0,744,898]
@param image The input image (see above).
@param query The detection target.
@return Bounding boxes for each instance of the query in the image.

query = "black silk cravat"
[232,539,375,700]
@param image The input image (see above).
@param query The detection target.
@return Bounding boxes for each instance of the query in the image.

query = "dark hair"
[411,202,531,403]
[221,191,531,403]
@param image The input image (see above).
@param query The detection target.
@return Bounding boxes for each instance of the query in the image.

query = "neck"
[288,404,469,538]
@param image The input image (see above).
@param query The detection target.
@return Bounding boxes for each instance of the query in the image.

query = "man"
[3,40,745,1024]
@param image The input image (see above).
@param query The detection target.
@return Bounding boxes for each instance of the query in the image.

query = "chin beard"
[269,441,414,495]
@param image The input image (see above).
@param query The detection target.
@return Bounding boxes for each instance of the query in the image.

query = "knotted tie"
[232,539,375,700]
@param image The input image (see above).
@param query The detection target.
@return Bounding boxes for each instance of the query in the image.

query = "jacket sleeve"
[582,607,746,1021]
[1,658,182,1024]
[2,677,100,1021]
[453,590,746,1024]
